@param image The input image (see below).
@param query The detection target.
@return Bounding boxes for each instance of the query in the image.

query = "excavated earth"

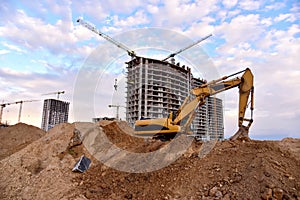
[0,121,299,200]
[0,123,45,160]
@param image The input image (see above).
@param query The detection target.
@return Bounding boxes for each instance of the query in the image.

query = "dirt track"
[0,121,299,200]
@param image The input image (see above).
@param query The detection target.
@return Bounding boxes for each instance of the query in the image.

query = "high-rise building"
[41,99,69,131]
[125,56,224,140]
[191,78,224,140]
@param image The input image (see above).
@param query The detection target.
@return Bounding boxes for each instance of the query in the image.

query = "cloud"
[264,2,286,11]
[113,10,149,27]
[238,0,262,11]
[0,50,10,55]
[147,4,160,14]
[183,21,215,39]
[72,1,107,21]
[1,42,26,53]
[216,14,265,46]
[148,0,219,28]
[0,8,94,58]
[274,13,295,22]
[222,0,238,9]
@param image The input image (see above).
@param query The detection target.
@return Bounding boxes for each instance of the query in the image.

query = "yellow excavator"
[134,68,254,140]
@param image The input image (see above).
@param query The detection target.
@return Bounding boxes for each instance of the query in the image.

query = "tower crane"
[42,91,65,100]
[0,100,40,124]
[0,102,12,124]
[108,104,125,120]
[77,18,136,58]
[114,79,118,91]
[161,33,212,62]
[77,17,212,61]
[16,100,40,123]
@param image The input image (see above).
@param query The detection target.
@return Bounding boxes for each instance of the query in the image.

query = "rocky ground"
[0,121,299,200]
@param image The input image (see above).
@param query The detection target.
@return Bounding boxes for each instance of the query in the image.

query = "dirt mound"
[76,128,300,200]
[100,120,166,153]
[1,120,299,200]
[279,138,300,161]
[0,123,45,160]
[0,123,87,200]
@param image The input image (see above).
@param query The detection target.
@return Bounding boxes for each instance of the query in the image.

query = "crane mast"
[108,104,125,120]
[0,103,11,124]
[77,18,136,58]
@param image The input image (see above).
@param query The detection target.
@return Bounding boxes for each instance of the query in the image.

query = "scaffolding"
[41,99,69,131]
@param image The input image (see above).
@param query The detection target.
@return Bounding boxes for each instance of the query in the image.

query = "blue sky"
[0,0,299,140]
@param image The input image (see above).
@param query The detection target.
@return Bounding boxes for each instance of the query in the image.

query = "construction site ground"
[0,121,299,200]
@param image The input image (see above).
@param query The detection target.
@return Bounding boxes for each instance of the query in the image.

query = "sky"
[0,0,299,140]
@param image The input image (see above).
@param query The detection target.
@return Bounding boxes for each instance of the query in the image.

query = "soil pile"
[99,120,166,153]
[0,120,299,200]
[76,138,300,200]
[0,123,45,160]
[0,123,86,200]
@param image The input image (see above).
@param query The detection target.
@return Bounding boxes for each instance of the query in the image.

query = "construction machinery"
[0,102,12,124]
[77,17,212,61]
[0,100,40,124]
[108,104,125,120]
[161,34,212,61]
[42,91,65,100]
[134,68,254,140]
[77,18,136,58]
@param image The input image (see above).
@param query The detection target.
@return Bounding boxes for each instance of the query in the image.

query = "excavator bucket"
[229,125,250,141]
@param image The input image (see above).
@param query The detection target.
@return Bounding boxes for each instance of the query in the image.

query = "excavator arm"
[134,68,254,140]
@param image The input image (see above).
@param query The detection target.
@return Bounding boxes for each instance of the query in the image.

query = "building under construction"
[126,56,224,140]
[76,18,223,139]
[41,99,69,131]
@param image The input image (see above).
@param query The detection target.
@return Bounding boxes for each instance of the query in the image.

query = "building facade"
[41,99,69,131]
[126,56,224,140]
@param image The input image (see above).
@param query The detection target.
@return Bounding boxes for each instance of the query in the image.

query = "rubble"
[0,121,299,199]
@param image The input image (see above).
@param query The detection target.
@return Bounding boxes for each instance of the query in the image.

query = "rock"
[202,197,214,200]
[222,194,231,200]
[263,171,271,177]
[282,193,291,200]
[266,183,275,189]
[273,188,283,200]
[209,186,218,196]
[84,190,93,199]
[261,188,272,200]
[68,129,82,148]
[124,193,133,199]
[215,190,223,198]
